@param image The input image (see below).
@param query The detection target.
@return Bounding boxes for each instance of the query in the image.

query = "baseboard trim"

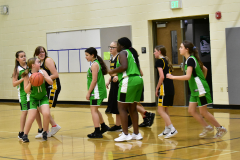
[0,99,156,107]
[212,104,240,109]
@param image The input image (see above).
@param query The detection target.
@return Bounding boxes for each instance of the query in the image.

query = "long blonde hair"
[155,45,173,71]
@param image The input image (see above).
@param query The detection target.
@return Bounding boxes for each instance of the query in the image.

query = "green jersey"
[116,49,141,81]
[87,59,107,100]
[17,65,29,102]
[185,56,210,96]
[29,70,48,100]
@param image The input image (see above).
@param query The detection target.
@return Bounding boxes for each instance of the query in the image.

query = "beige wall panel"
[1,0,240,104]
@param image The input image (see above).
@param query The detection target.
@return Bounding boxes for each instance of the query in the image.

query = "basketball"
[30,72,44,87]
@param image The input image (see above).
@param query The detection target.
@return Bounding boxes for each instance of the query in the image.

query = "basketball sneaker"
[146,112,155,127]
[213,126,227,139]
[18,132,24,139]
[139,118,151,127]
[114,132,132,142]
[131,133,143,140]
[158,128,170,137]
[164,129,178,139]
[100,124,110,134]
[50,124,61,136]
[42,131,48,140]
[35,128,43,138]
[87,131,103,138]
[22,134,29,143]
[35,131,52,138]
[199,125,214,138]
[108,125,122,132]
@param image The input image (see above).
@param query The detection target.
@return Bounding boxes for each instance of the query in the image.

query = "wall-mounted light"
[0,5,9,15]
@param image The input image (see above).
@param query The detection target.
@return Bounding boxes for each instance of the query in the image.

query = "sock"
[165,126,168,130]
[167,124,173,129]
[101,122,106,128]
[95,127,100,133]
[52,125,57,127]
[143,111,147,118]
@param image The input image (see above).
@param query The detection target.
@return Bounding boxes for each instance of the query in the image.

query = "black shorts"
[158,95,174,107]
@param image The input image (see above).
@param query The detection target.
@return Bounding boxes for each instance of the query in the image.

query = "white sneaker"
[164,129,178,139]
[114,132,132,142]
[199,125,214,138]
[50,124,61,136]
[35,132,52,139]
[213,126,227,139]
[131,133,143,140]
[158,128,170,137]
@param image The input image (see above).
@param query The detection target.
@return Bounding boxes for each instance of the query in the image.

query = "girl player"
[167,40,227,139]
[33,46,61,138]
[21,58,53,142]
[154,45,177,138]
[12,51,29,139]
[85,47,109,138]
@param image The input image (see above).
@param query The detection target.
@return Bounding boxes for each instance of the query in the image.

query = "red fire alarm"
[216,11,221,20]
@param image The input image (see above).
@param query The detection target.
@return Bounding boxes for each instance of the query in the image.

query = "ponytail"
[12,51,24,78]
[182,40,203,70]
[21,68,30,78]
[96,55,108,75]
[155,45,173,71]
[129,48,140,70]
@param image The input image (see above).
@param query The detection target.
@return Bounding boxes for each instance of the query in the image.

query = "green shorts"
[30,95,49,110]
[190,92,212,107]
[90,99,103,106]
[19,95,30,111]
[118,76,143,103]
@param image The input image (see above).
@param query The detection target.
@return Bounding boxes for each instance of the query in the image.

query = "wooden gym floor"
[0,102,240,160]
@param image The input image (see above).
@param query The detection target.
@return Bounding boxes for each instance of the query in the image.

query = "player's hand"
[106,81,110,89]
[113,76,118,82]
[86,93,90,100]
[155,88,159,97]
[166,73,173,79]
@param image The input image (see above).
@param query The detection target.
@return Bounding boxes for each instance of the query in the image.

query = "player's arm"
[109,51,128,75]
[12,70,24,87]
[24,76,31,93]
[45,58,59,80]
[167,66,192,80]
[140,68,143,76]
[156,68,164,97]
[202,65,208,78]
[42,70,53,85]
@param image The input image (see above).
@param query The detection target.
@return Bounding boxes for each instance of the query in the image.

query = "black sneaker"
[139,118,151,127]
[22,134,29,143]
[108,125,122,132]
[128,115,132,129]
[42,131,48,140]
[18,132,24,139]
[87,132,103,138]
[146,112,155,127]
[100,125,110,134]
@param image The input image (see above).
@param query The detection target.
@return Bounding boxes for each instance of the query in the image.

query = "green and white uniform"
[28,70,49,109]
[185,56,212,107]
[17,65,29,111]
[116,49,143,103]
[87,59,107,106]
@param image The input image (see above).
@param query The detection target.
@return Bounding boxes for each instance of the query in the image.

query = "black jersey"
[155,58,174,95]
[41,57,61,89]
[110,54,119,80]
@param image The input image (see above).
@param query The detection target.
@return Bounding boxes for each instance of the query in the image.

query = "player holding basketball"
[154,45,177,138]
[21,57,53,142]
[167,40,227,139]
[109,37,143,142]
[33,46,61,138]
[85,47,110,138]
